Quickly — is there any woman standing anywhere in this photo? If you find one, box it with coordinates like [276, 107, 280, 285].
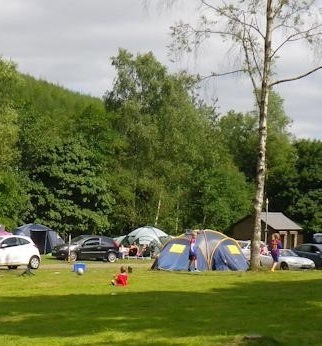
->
[269, 233, 283, 272]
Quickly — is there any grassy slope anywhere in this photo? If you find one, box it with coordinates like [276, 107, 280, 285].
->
[0, 261, 321, 346]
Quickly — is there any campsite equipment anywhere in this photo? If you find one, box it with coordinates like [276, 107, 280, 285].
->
[13, 223, 64, 254]
[74, 263, 86, 273]
[116, 226, 171, 258]
[152, 229, 249, 271]
[124, 226, 170, 246]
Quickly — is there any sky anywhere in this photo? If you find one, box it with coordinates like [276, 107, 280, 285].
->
[0, 0, 321, 140]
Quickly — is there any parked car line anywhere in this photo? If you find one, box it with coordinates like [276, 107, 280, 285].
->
[52, 235, 119, 262]
[260, 248, 315, 270]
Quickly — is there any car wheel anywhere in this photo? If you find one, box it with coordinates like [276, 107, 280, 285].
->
[29, 256, 40, 269]
[280, 262, 289, 270]
[69, 252, 77, 261]
[8, 265, 18, 270]
[107, 252, 117, 263]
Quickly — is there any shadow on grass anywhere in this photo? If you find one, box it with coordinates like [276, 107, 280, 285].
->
[0, 276, 322, 345]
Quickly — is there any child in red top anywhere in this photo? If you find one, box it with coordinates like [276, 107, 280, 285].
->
[111, 266, 128, 286]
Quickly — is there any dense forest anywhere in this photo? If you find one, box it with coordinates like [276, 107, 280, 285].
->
[0, 51, 321, 238]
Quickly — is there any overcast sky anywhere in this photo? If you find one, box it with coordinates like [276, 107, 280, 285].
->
[0, 0, 321, 139]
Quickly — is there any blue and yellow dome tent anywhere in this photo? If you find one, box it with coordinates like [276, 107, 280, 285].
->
[152, 229, 248, 271]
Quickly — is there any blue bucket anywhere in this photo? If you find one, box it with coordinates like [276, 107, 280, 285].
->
[73, 263, 86, 272]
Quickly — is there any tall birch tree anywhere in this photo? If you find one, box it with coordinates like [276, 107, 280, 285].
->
[166, 0, 322, 269]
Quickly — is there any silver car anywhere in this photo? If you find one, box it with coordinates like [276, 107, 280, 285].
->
[260, 248, 315, 270]
[237, 240, 268, 261]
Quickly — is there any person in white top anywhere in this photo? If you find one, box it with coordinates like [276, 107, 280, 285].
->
[187, 231, 199, 272]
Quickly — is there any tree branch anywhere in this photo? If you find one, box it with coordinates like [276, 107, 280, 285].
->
[270, 66, 322, 87]
[271, 24, 322, 59]
[198, 69, 246, 81]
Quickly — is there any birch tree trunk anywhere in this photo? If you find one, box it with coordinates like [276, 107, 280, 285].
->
[250, 0, 273, 269]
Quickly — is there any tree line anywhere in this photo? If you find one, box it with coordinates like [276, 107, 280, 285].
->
[0, 51, 321, 238]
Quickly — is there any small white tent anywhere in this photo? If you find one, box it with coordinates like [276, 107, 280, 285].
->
[125, 226, 170, 246]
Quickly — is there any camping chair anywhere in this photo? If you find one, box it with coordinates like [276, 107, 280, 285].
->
[127, 246, 139, 259]
[137, 245, 151, 260]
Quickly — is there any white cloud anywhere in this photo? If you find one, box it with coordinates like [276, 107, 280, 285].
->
[0, 0, 321, 139]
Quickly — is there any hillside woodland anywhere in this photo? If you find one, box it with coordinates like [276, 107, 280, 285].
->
[0, 52, 321, 238]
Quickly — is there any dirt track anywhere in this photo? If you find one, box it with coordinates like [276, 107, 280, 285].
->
[40, 259, 153, 270]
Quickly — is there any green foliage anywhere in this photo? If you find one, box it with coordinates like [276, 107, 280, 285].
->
[18, 74, 104, 116]
[282, 140, 322, 233]
[267, 139, 322, 233]
[104, 49, 252, 233]
[0, 58, 29, 229]
[216, 110, 258, 181]
[3, 52, 318, 239]
[0, 58, 22, 170]
[180, 163, 253, 231]
[26, 140, 114, 237]
[0, 171, 30, 229]
[217, 91, 295, 184]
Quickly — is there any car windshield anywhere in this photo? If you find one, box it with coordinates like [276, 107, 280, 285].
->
[280, 249, 297, 257]
[238, 241, 249, 249]
[70, 235, 88, 244]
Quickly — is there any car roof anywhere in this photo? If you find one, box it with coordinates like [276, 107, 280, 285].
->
[237, 240, 266, 244]
[0, 234, 30, 239]
[298, 243, 322, 248]
[74, 234, 113, 238]
[0, 234, 33, 241]
[72, 234, 114, 241]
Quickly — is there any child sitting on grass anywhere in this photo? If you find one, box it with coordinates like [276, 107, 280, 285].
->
[111, 266, 128, 286]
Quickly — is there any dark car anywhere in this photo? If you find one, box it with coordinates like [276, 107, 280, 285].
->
[52, 235, 119, 262]
[292, 243, 322, 269]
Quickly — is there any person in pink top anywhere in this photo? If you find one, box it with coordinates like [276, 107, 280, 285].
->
[269, 233, 283, 272]
[111, 266, 128, 286]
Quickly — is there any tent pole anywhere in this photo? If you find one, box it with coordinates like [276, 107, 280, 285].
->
[44, 231, 47, 254]
[202, 230, 210, 269]
[67, 234, 71, 262]
[154, 190, 162, 227]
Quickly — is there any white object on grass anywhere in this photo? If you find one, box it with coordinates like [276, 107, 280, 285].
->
[77, 267, 84, 275]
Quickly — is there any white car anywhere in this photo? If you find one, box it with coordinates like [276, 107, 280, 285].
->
[237, 240, 268, 261]
[260, 248, 315, 270]
[0, 235, 41, 269]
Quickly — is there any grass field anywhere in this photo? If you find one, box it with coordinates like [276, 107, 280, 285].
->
[0, 257, 321, 346]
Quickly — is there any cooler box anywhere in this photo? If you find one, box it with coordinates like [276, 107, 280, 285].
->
[73, 263, 86, 272]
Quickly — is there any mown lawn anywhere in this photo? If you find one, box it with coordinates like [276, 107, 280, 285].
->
[0, 259, 321, 346]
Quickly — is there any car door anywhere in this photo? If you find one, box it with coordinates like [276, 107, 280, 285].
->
[0, 237, 25, 265]
[311, 245, 322, 268]
[100, 237, 116, 257]
[296, 245, 320, 266]
[259, 252, 272, 268]
[79, 238, 101, 260]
